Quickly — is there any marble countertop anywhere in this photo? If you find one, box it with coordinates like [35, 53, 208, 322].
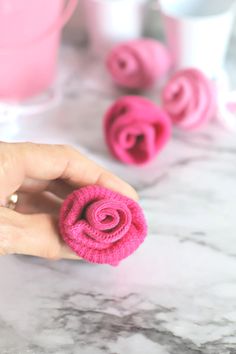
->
[0, 21, 236, 354]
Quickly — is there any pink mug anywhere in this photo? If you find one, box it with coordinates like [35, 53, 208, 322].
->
[0, 0, 77, 101]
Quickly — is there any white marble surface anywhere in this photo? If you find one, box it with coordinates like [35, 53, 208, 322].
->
[0, 24, 236, 354]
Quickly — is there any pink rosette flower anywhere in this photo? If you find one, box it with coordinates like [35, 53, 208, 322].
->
[104, 96, 172, 165]
[106, 39, 171, 89]
[59, 185, 147, 266]
[162, 68, 216, 130]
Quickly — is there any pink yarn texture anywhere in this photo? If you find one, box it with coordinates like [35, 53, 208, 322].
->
[162, 68, 216, 130]
[59, 185, 147, 266]
[104, 95, 172, 165]
[106, 39, 171, 89]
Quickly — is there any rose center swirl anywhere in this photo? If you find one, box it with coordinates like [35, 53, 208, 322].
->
[85, 199, 132, 242]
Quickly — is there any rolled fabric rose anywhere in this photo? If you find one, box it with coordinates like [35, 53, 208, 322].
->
[106, 39, 171, 89]
[162, 68, 216, 130]
[59, 185, 147, 266]
[104, 95, 172, 165]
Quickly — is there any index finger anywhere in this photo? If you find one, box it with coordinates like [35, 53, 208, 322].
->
[0, 142, 138, 202]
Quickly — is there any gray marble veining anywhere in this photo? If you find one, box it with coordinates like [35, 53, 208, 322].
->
[0, 7, 236, 354]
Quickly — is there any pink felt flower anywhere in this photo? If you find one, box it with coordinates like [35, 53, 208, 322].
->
[162, 68, 216, 130]
[104, 96, 172, 165]
[107, 39, 171, 89]
[59, 185, 147, 266]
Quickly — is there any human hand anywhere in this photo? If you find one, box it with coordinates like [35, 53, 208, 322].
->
[0, 143, 138, 260]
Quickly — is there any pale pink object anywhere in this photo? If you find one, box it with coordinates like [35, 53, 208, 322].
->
[217, 90, 236, 132]
[0, 0, 77, 101]
[59, 185, 147, 266]
[104, 95, 172, 165]
[106, 39, 171, 89]
[162, 68, 216, 130]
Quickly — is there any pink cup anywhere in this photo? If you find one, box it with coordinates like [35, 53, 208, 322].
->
[0, 0, 77, 101]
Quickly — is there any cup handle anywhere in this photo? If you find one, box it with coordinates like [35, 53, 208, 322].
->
[41, 0, 78, 41]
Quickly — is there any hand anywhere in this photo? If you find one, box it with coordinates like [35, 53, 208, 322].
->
[0, 142, 138, 260]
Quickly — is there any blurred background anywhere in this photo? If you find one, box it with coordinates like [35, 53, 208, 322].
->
[0, 0, 236, 143]
[1, 2, 236, 354]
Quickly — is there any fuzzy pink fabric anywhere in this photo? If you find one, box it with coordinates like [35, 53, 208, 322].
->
[104, 95, 172, 165]
[162, 68, 216, 130]
[59, 185, 147, 266]
[106, 39, 171, 89]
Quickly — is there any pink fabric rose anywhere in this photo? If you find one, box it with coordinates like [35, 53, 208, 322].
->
[106, 39, 171, 89]
[59, 185, 147, 266]
[162, 68, 216, 130]
[104, 96, 172, 165]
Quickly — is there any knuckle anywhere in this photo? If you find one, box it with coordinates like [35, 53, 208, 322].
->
[95, 171, 110, 185]
[44, 246, 61, 261]
[42, 239, 62, 261]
